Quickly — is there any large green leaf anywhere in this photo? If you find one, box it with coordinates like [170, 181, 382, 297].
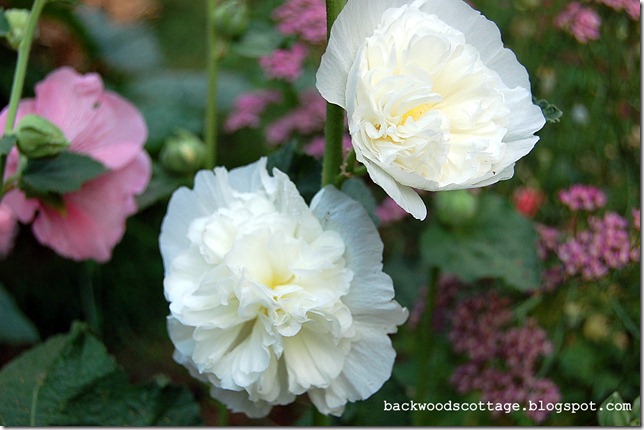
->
[19, 151, 107, 198]
[0, 283, 39, 345]
[0, 323, 201, 426]
[420, 193, 541, 291]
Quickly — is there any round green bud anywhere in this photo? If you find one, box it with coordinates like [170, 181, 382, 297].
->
[16, 114, 70, 158]
[212, 0, 250, 39]
[434, 190, 479, 227]
[160, 130, 206, 175]
[4, 9, 30, 50]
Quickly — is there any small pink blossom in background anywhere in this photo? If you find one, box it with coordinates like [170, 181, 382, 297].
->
[224, 89, 282, 133]
[265, 89, 326, 144]
[272, 0, 327, 45]
[259, 43, 308, 82]
[0, 67, 151, 262]
[595, 0, 640, 19]
[303, 134, 352, 158]
[558, 184, 606, 211]
[0, 203, 18, 259]
[555, 2, 601, 43]
[513, 187, 545, 218]
[376, 195, 411, 226]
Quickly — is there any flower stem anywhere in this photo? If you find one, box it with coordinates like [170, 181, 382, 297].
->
[204, 0, 219, 170]
[321, 0, 346, 187]
[0, 0, 48, 199]
[412, 267, 440, 426]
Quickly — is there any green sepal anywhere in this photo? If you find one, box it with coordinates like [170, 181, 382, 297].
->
[0, 134, 16, 156]
[534, 97, 563, 123]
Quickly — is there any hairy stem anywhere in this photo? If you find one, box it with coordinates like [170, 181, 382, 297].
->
[321, 0, 346, 187]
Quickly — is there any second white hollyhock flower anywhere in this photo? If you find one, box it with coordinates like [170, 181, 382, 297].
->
[160, 158, 408, 418]
[316, 0, 546, 220]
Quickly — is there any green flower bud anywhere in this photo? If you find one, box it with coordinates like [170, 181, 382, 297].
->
[434, 190, 479, 227]
[16, 114, 70, 158]
[212, 0, 249, 39]
[160, 130, 206, 175]
[4, 9, 30, 50]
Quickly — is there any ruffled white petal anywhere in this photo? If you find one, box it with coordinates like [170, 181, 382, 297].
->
[163, 159, 406, 418]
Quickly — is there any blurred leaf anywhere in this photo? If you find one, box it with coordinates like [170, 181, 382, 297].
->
[75, 6, 163, 74]
[267, 139, 296, 173]
[19, 151, 106, 197]
[0, 134, 15, 156]
[420, 193, 541, 290]
[232, 22, 284, 58]
[598, 392, 630, 426]
[0, 322, 201, 426]
[341, 178, 378, 225]
[135, 163, 186, 211]
[0, 282, 39, 344]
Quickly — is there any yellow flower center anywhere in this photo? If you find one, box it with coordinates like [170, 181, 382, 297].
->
[402, 103, 434, 124]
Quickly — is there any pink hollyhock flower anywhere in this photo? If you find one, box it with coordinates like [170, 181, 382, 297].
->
[0, 202, 18, 259]
[0, 67, 151, 262]
[259, 43, 309, 82]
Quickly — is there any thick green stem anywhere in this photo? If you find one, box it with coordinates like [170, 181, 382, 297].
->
[412, 267, 440, 426]
[0, 0, 48, 199]
[204, 0, 219, 170]
[321, 0, 346, 187]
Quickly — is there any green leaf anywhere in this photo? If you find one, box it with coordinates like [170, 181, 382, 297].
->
[0, 282, 40, 345]
[0, 134, 15, 156]
[420, 193, 541, 290]
[19, 151, 107, 198]
[0, 322, 202, 426]
[598, 392, 630, 426]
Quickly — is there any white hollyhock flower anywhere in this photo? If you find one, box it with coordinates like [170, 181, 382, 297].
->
[316, 0, 546, 220]
[160, 158, 408, 418]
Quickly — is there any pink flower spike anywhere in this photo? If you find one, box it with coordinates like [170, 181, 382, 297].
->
[0, 67, 151, 262]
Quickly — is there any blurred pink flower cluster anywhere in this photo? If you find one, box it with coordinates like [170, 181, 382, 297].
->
[272, 0, 327, 44]
[0, 67, 151, 262]
[555, 0, 639, 43]
[449, 291, 560, 423]
[558, 184, 607, 211]
[226, 0, 339, 156]
[596, 0, 640, 19]
[554, 2, 601, 43]
[537, 185, 640, 286]
[224, 89, 282, 132]
[259, 43, 309, 82]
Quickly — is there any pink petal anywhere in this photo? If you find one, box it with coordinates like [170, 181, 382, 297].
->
[31, 67, 148, 170]
[30, 151, 152, 262]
